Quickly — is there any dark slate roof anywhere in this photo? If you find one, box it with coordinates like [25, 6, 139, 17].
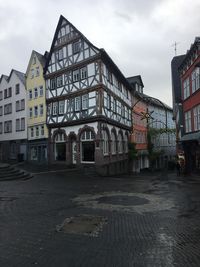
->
[34, 50, 47, 68]
[0, 70, 25, 85]
[100, 49, 133, 91]
[126, 75, 144, 87]
[0, 74, 9, 83]
[138, 92, 172, 111]
[179, 37, 200, 70]
[171, 54, 185, 103]
[13, 70, 25, 85]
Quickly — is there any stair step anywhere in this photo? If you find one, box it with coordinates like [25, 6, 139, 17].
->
[0, 163, 33, 181]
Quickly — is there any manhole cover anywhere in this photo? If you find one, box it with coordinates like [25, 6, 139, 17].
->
[56, 215, 107, 237]
[98, 196, 149, 206]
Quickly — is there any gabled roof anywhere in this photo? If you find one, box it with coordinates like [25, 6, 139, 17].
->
[0, 74, 9, 83]
[44, 15, 100, 74]
[141, 92, 172, 110]
[44, 15, 133, 92]
[0, 69, 25, 85]
[26, 50, 47, 76]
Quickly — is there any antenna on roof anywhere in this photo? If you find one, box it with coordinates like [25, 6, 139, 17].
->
[171, 41, 180, 56]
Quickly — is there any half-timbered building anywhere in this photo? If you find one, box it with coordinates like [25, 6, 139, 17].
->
[44, 15, 132, 175]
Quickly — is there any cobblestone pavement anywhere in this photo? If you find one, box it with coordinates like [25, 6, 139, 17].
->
[0, 169, 200, 267]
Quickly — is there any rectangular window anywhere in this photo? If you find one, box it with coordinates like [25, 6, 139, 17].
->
[21, 99, 25, 110]
[36, 127, 39, 137]
[73, 40, 81, 54]
[183, 78, 190, 99]
[35, 66, 40, 77]
[50, 78, 56, 89]
[192, 68, 200, 93]
[39, 86, 43, 97]
[82, 94, 88, 110]
[4, 89, 7, 99]
[16, 119, 20, 132]
[75, 96, 80, 111]
[41, 125, 44, 136]
[4, 120, 12, 133]
[107, 94, 111, 110]
[185, 110, 191, 133]
[29, 107, 33, 118]
[0, 106, 2, 116]
[80, 67, 87, 79]
[118, 81, 122, 92]
[31, 128, 34, 138]
[56, 48, 63, 61]
[0, 91, 2, 100]
[5, 103, 12, 114]
[8, 87, 12, 97]
[21, 118, 25, 131]
[106, 69, 113, 84]
[33, 56, 36, 64]
[73, 69, 80, 82]
[39, 104, 44, 116]
[16, 101, 20, 112]
[57, 75, 63, 87]
[29, 90, 32, 100]
[15, 84, 20, 94]
[0, 122, 2, 134]
[53, 102, 58, 115]
[34, 88, 38, 98]
[31, 69, 34, 79]
[193, 106, 198, 131]
[34, 106, 38, 117]
[59, 101, 65, 114]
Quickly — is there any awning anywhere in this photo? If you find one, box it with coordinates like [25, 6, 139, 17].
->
[181, 131, 200, 141]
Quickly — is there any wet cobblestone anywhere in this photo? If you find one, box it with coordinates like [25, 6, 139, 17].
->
[0, 171, 200, 266]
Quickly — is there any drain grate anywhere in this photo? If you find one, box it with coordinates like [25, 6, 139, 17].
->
[56, 214, 107, 237]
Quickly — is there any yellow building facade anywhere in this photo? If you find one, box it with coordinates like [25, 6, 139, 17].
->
[26, 51, 48, 162]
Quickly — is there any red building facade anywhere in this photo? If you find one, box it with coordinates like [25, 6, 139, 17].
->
[179, 37, 200, 172]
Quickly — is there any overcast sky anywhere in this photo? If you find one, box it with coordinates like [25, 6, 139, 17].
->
[0, 0, 200, 106]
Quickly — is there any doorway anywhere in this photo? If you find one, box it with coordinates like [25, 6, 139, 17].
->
[80, 130, 95, 163]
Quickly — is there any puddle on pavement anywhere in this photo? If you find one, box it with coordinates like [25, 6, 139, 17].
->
[73, 191, 175, 214]
[56, 214, 107, 237]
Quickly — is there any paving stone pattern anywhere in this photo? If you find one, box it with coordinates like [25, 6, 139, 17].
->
[0, 170, 200, 266]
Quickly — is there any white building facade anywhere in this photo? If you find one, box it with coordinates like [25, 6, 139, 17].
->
[148, 99, 176, 169]
[0, 70, 27, 161]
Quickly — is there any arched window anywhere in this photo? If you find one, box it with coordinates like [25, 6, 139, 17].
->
[55, 132, 65, 142]
[80, 130, 95, 141]
[118, 132, 123, 153]
[102, 130, 109, 155]
[111, 131, 117, 154]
